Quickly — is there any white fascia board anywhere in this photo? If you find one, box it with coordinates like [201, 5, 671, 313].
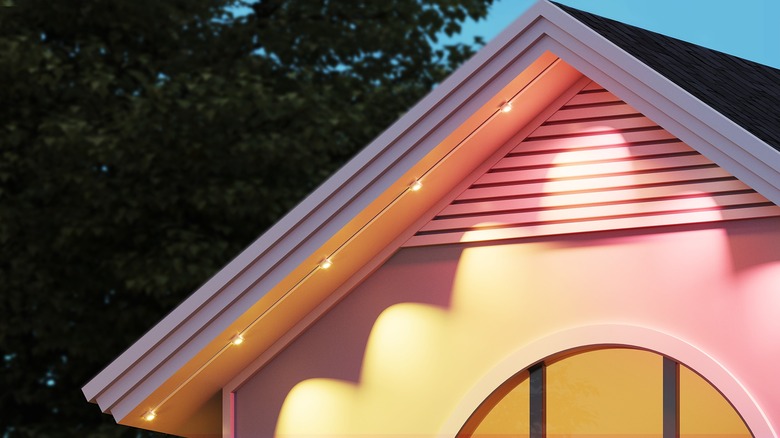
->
[540, 2, 780, 205]
[82, 0, 563, 417]
[85, 0, 780, 418]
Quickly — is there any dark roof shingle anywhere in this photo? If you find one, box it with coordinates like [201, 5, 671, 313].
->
[553, 2, 780, 152]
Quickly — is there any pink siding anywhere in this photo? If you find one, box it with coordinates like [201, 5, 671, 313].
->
[405, 83, 780, 247]
[232, 216, 780, 437]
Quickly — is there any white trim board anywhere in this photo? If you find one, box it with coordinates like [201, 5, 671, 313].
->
[82, 1, 780, 434]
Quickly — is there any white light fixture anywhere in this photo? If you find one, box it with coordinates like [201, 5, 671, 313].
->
[409, 180, 423, 192]
[230, 334, 245, 346]
[319, 258, 333, 270]
[143, 410, 157, 422]
[500, 101, 513, 113]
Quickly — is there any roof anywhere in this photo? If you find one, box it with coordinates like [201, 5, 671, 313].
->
[82, 1, 780, 436]
[553, 2, 780, 153]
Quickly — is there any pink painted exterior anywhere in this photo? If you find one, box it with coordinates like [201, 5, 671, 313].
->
[234, 217, 780, 437]
[82, 1, 780, 436]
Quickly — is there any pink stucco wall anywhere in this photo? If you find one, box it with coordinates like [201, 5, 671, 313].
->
[232, 217, 780, 437]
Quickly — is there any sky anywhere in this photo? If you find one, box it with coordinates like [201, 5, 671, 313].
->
[444, 0, 780, 69]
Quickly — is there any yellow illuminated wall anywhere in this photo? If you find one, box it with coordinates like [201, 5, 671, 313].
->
[233, 217, 780, 437]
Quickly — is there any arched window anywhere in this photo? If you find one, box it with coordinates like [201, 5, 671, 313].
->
[459, 348, 752, 437]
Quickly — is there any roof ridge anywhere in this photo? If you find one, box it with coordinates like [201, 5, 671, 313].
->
[550, 1, 780, 72]
[550, 1, 780, 152]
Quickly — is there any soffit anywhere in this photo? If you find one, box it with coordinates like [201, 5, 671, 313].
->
[101, 52, 585, 435]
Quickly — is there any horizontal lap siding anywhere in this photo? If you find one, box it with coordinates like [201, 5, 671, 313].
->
[404, 83, 780, 247]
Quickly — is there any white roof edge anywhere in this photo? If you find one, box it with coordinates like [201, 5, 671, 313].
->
[81, 0, 561, 408]
[541, 1, 780, 205]
[84, 0, 780, 414]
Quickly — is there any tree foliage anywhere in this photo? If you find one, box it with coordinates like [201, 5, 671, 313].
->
[0, 0, 493, 436]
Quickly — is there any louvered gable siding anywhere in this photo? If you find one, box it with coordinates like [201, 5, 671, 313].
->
[405, 82, 780, 247]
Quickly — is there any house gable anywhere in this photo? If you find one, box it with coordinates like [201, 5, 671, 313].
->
[407, 81, 780, 246]
[81, 1, 780, 436]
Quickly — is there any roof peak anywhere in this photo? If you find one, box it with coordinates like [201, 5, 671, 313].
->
[551, 0, 780, 152]
[550, 1, 780, 71]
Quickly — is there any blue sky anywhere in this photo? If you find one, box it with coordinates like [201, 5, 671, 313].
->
[446, 0, 780, 68]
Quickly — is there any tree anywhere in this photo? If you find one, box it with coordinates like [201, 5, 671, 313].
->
[0, 0, 493, 436]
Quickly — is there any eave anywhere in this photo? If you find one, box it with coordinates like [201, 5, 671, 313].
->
[82, 1, 780, 435]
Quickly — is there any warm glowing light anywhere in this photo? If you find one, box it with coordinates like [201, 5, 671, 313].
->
[500, 101, 512, 113]
[143, 410, 156, 422]
[319, 258, 333, 270]
[231, 334, 245, 346]
[409, 180, 423, 192]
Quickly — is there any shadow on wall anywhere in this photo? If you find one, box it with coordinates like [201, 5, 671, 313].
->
[232, 81, 780, 436]
[269, 215, 780, 436]
[233, 245, 459, 437]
